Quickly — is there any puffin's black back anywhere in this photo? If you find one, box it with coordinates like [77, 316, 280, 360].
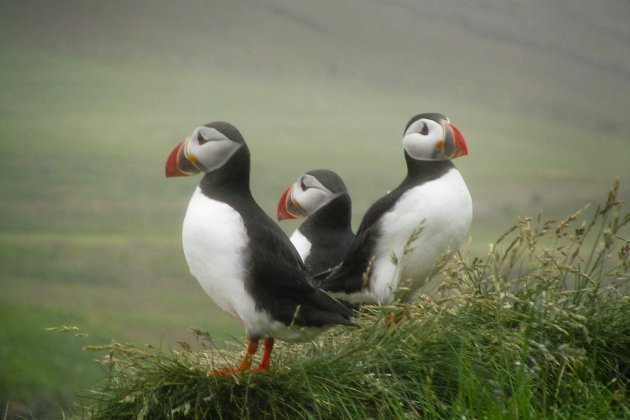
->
[299, 193, 355, 274]
[197, 127, 353, 332]
[316, 159, 454, 293]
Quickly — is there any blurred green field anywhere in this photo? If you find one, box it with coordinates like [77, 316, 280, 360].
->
[1, 0, 629, 416]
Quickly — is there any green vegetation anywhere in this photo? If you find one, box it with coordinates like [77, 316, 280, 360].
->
[78, 182, 629, 418]
[0, 303, 105, 417]
[1, 1, 629, 417]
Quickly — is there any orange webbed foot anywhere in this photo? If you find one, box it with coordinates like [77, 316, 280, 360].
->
[207, 340, 259, 376]
[206, 338, 275, 375]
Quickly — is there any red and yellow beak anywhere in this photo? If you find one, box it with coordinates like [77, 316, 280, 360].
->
[165, 139, 201, 177]
[277, 185, 307, 221]
[444, 123, 468, 159]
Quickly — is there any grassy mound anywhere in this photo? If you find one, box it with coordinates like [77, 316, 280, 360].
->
[78, 182, 629, 419]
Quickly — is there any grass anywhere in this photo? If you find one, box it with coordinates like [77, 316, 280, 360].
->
[1, 1, 629, 415]
[75, 181, 629, 419]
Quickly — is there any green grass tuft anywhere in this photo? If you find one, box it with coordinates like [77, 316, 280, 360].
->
[79, 182, 629, 419]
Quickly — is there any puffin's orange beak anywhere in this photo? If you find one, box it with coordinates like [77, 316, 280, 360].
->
[445, 123, 468, 159]
[277, 186, 298, 220]
[165, 139, 200, 177]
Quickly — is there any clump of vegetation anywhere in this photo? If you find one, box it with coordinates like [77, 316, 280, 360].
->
[78, 181, 629, 419]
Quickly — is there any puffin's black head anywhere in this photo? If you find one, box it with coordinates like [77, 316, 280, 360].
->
[277, 169, 349, 220]
[402, 113, 468, 161]
[165, 121, 248, 177]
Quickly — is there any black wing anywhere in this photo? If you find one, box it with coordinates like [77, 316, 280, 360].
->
[315, 186, 408, 293]
[244, 207, 354, 327]
[301, 194, 355, 274]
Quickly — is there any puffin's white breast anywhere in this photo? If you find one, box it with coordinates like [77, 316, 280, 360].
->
[369, 168, 472, 304]
[182, 188, 316, 341]
[289, 229, 312, 262]
[182, 188, 261, 327]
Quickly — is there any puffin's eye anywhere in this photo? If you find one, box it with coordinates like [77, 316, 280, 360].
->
[300, 179, 309, 191]
[420, 122, 429, 136]
[197, 131, 209, 145]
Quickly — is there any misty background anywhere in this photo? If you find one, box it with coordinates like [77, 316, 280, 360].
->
[1, 0, 629, 416]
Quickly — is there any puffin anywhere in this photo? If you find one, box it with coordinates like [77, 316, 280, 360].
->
[277, 169, 355, 275]
[317, 113, 472, 305]
[164, 121, 354, 373]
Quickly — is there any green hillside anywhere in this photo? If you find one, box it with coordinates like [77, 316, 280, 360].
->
[1, 0, 629, 417]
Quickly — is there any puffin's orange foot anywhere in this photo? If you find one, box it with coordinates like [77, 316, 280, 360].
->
[385, 311, 405, 326]
[207, 340, 260, 376]
[207, 338, 275, 374]
[251, 338, 274, 371]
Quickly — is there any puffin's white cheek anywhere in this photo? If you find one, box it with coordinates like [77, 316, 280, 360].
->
[293, 189, 330, 215]
[403, 134, 432, 160]
[195, 141, 241, 171]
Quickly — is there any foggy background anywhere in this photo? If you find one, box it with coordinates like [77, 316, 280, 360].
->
[1, 0, 629, 416]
